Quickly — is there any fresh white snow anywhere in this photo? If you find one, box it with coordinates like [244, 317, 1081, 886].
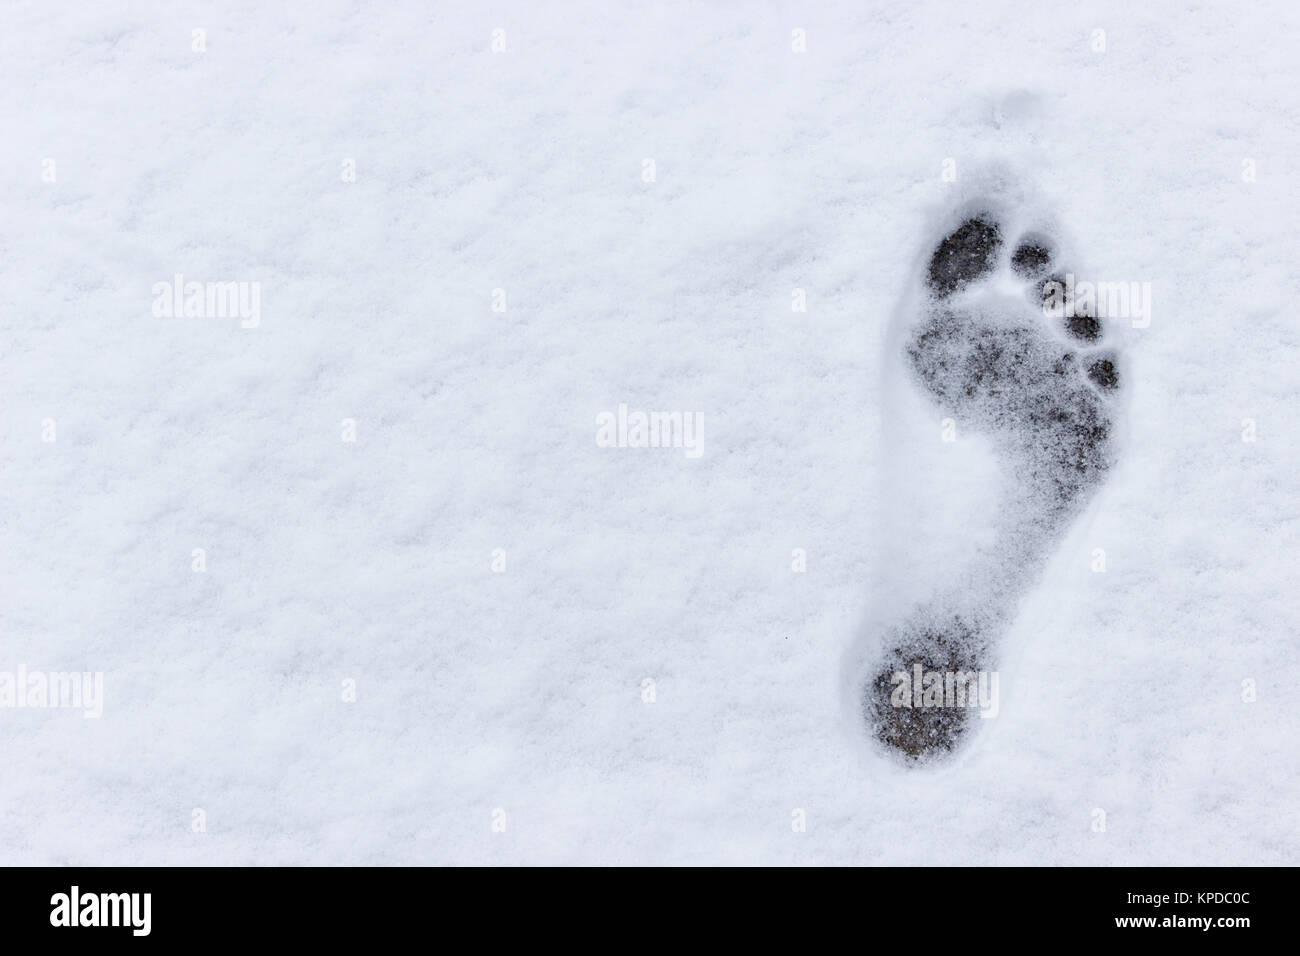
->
[1, 0, 1297, 864]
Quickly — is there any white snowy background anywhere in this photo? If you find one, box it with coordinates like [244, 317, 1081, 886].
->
[2, 0, 1297, 864]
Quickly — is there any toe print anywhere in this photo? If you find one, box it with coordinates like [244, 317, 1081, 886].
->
[1033, 271, 1103, 342]
[1010, 236, 1054, 279]
[1086, 355, 1119, 390]
[1067, 314, 1102, 342]
[1028, 272, 1060, 310]
[927, 217, 1002, 297]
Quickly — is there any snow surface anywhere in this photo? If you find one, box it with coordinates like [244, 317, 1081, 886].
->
[2, 1, 1298, 864]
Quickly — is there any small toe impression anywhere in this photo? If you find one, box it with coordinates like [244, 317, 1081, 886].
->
[1033, 273, 1102, 342]
[1086, 355, 1119, 391]
[1010, 236, 1054, 279]
[1030, 272, 1066, 311]
[1067, 314, 1102, 342]
[928, 217, 1002, 297]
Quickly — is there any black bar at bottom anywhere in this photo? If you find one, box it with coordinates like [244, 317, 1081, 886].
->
[0, 866, 1277, 943]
